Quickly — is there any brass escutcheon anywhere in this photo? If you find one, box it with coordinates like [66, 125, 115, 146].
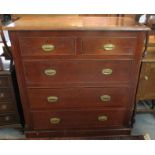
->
[44, 69, 56, 76]
[100, 95, 111, 102]
[42, 44, 55, 52]
[102, 44, 115, 51]
[102, 68, 113, 75]
[47, 96, 58, 103]
[98, 115, 108, 122]
[50, 117, 61, 124]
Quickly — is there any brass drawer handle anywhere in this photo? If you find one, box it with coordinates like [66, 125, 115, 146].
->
[102, 44, 115, 51]
[42, 44, 55, 52]
[1, 104, 7, 110]
[0, 93, 4, 98]
[100, 95, 111, 102]
[47, 96, 58, 103]
[50, 117, 61, 124]
[5, 116, 10, 121]
[98, 115, 108, 122]
[44, 69, 56, 76]
[144, 75, 149, 80]
[102, 68, 113, 75]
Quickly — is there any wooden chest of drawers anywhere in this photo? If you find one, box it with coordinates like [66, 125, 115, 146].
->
[3, 16, 149, 138]
[0, 69, 20, 127]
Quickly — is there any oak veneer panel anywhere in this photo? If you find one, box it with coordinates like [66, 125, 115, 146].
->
[137, 63, 155, 100]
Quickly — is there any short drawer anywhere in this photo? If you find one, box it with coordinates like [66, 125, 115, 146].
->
[0, 113, 19, 126]
[80, 36, 136, 55]
[32, 109, 126, 130]
[28, 87, 130, 109]
[0, 88, 12, 101]
[0, 102, 16, 113]
[0, 77, 10, 87]
[19, 37, 76, 56]
[23, 60, 132, 86]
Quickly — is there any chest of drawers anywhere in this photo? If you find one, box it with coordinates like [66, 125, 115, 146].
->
[3, 16, 149, 138]
[0, 69, 20, 127]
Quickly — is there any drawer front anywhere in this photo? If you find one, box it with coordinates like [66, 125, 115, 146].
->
[0, 88, 12, 101]
[19, 37, 76, 56]
[81, 37, 136, 55]
[32, 109, 126, 130]
[23, 60, 132, 86]
[0, 77, 10, 87]
[0, 113, 19, 126]
[28, 87, 130, 109]
[0, 102, 16, 113]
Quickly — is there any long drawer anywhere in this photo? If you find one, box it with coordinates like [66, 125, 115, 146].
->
[28, 87, 130, 109]
[32, 109, 126, 130]
[23, 60, 132, 86]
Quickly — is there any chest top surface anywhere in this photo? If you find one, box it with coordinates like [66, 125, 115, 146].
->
[2, 15, 150, 31]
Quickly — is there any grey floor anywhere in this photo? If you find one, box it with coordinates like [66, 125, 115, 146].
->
[0, 113, 155, 139]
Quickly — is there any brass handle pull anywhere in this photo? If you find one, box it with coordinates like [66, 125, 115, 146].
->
[144, 75, 149, 80]
[100, 95, 111, 102]
[44, 69, 56, 76]
[42, 44, 55, 52]
[102, 68, 113, 75]
[1, 104, 7, 110]
[47, 96, 58, 103]
[102, 44, 115, 51]
[98, 115, 108, 122]
[50, 117, 61, 124]
[5, 116, 10, 121]
[0, 93, 4, 98]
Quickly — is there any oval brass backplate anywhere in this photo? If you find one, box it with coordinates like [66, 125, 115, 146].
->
[144, 75, 149, 80]
[102, 68, 113, 75]
[102, 44, 115, 51]
[47, 96, 58, 103]
[100, 95, 111, 102]
[42, 44, 55, 52]
[1, 104, 7, 110]
[98, 115, 108, 122]
[44, 69, 56, 76]
[50, 117, 61, 124]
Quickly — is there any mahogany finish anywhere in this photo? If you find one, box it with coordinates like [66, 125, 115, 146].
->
[81, 36, 136, 56]
[31, 109, 127, 130]
[19, 36, 76, 56]
[23, 60, 132, 87]
[28, 87, 130, 109]
[4, 16, 149, 138]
